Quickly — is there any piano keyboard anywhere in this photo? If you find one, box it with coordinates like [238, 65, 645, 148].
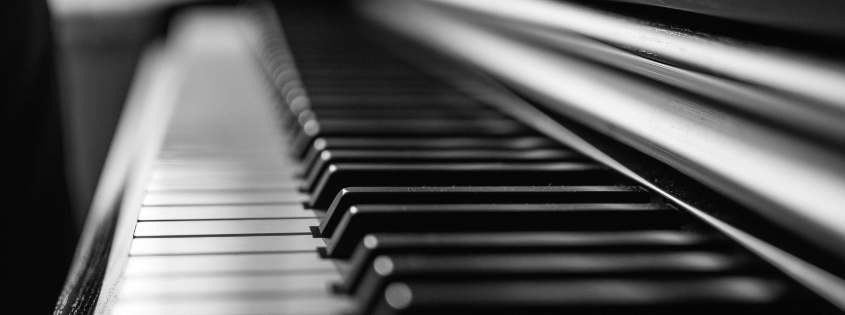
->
[104, 3, 839, 315]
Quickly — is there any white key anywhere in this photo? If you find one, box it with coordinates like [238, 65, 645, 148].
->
[130, 235, 325, 256]
[148, 167, 299, 190]
[134, 219, 319, 237]
[111, 297, 356, 315]
[139, 204, 319, 221]
[143, 190, 308, 206]
[153, 161, 299, 173]
[147, 177, 301, 191]
[150, 169, 299, 182]
[157, 151, 289, 163]
[118, 273, 340, 299]
[124, 253, 335, 276]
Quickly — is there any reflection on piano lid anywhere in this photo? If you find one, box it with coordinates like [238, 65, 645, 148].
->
[55, 0, 845, 314]
[581, 0, 845, 39]
[362, 0, 845, 270]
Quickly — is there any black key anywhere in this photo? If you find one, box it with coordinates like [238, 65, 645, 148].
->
[318, 186, 649, 237]
[307, 94, 478, 107]
[302, 89, 467, 98]
[301, 149, 584, 191]
[355, 252, 760, 314]
[326, 203, 683, 258]
[308, 163, 615, 208]
[338, 231, 729, 294]
[300, 136, 561, 170]
[282, 108, 505, 135]
[309, 119, 530, 136]
[299, 87, 476, 102]
[370, 277, 790, 315]
[284, 105, 491, 123]
[290, 119, 535, 156]
[303, 108, 505, 120]
[300, 83, 455, 92]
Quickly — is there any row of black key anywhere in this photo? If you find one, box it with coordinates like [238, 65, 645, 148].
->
[264, 4, 834, 314]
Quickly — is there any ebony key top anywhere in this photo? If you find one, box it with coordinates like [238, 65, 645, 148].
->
[300, 136, 561, 172]
[325, 203, 684, 258]
[317, 186, 649, 237]
[370, 277, 791, 315]
[290, 119, 535, 156]
[301, 149, 584, 192]
[308, 162, 616, 208]
[338, 231, 729, 294]
[301, 108, 506, 120]
[355, 252, 762, 314]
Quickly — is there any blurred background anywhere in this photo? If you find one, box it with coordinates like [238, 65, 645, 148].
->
[4, 1, 195, 313]
[50, 0, 194, 234]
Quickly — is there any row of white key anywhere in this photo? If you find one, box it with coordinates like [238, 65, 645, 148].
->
[111, 9, 353, 315]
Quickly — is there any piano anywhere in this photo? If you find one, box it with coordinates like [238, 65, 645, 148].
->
[54, 0, 845, 314]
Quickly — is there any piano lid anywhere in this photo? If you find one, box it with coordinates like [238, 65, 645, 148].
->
[358, 0, 845, 297]
[580, 0, 845, 40]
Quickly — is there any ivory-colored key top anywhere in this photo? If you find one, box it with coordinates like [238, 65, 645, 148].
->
[134, 218, 319, 237]
[143, 190, 309, 206]
[130, 235, 325, 256]
[157, 151, 290, 163]
[123, 253, 335, 276]
[118, 273, 340, 299]
[147, 177, 301, 191]
[147, 168, 300, 191]
[138, 204, 319, 221]
[153, 162, 300, 174]
[150, 168, 298, 181]
[111, 297, 356, 315]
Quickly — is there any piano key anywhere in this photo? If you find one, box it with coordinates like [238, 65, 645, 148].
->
[307, 135, 560, 150]
[157, 151, 293, 163]
[302, 90, 468, 100]
[143, 190, 308, 206]
[304, 87, 464, 96]
[295, 68, 433, 77]
[299, 81, 460, 89]
[152, 162, 300, 175]
[300, 136, 562, 173]
[289, 119, 536, 157]
[296, 118, 532, 137]
[308, 162, 614, 208]
[150, 166, 299, 176]
[298, 90, 468, 100]
[338, 231, 727, 294]
[161, 134, 291, 151]
[150, 170, 299, 185]
[284, 106, 498, 129]
[318, 186, 650, 237]
[134, 218, 319, 237]
[124, 252, 335, 276]
[148, 177, 301, 191]
[302, 149, 584, 191]
[326, 203, 684, 258]
[118, 273, 340, 299]
[306, 94, 476, 106]
[370, 277, 788, 315]
[138, 204, 319, 221]
[130, 235, 325, 256]
[150, 163, 298, 176]
[304, 108, 506, 120]
[353, 252, 759, 311]
[111, 297, 356, 315]
[297, 84, 463, 95]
